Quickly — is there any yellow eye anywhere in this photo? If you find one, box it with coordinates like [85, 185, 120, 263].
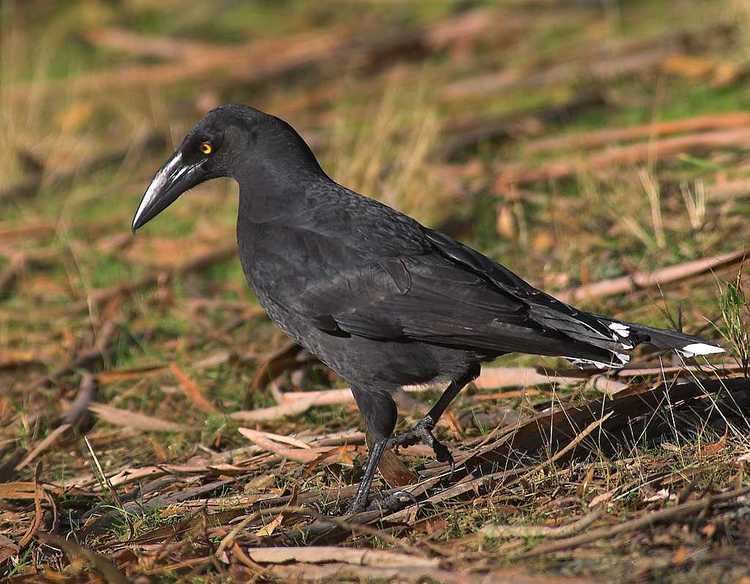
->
[200, 142, 213, 155]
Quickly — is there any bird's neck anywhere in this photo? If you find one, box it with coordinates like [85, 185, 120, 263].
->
[236, 162, 327, 224]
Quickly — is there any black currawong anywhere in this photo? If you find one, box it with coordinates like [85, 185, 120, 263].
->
[132, 104, 724, 513]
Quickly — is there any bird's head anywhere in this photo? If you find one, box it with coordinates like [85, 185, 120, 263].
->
[132, 104, 320, 231]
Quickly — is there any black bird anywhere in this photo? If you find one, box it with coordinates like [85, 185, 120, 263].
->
[132, 105, 724, 513]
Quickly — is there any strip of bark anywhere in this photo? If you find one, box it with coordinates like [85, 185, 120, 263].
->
[88, 403, 192, 433]
[497, 128, 750, 187]
[524, 112, 750, 154]
[230, 366, 619, 423]
[556, 249, 748, 303]
[245, 546, 440, 568]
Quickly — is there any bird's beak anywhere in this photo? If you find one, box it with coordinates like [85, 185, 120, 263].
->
[132, 152, 207, 231]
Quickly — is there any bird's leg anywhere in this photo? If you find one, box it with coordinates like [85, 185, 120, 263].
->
[390, 363, 480, 464]
[348, 437, 388, 514]
[347, 387, 397, 515]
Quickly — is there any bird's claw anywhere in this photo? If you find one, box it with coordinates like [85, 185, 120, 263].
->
[346, 494, 368, 516]
[390, 415, 453, 466]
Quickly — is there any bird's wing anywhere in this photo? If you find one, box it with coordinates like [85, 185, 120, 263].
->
[422, 229, 630, 355]
[288, 194, 630, 362]
[294, 245, 623, 363]
[297, 253, 534, 350]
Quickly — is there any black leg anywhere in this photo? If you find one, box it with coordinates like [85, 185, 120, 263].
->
[347, 387, 397, 515]
[426, 362, 480, 424]
[348, 437, 388, 514]
[391, 363, 480, 463]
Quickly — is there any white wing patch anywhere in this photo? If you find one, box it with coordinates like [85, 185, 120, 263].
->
[678, 343, 725, 357]
[566, 351, 630, 370]
[609, 322, 630, 338]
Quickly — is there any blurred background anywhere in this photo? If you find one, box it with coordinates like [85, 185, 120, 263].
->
[2, 0, 750, 581]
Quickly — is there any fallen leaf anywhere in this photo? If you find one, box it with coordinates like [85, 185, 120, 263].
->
[170, 362, 218, 414]
[237, 427, 311, 449]
[238, 427, 331, 463]
[700, 431, 727, 457]
[671, 546, 691, 565]
[96, 366, 165, 384]
[644, 488, 671, 503]
[256, 513, 284, 536]
[701, 523, 716, 538]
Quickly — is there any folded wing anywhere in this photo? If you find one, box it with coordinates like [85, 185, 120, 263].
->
[294, 229, 633, 366]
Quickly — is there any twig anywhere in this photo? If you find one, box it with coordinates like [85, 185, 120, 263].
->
[215, 511, 260, 557]
[481, 506, 603, 539]
[83, 27, 220, 60]
[245, 546, 440, 568]
[524, 412, 613, 476]
[15, 425, 70, 472]
[63, 372, 99, 426]
[6, 29, 350, 98]
[17, 464, 44, 549]
[231, 366, 624, 423]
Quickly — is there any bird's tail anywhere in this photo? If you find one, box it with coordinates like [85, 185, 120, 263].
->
[597, 317, 724, 359]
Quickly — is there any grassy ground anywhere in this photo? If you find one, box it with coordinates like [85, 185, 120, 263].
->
[2, 0, 750, 582]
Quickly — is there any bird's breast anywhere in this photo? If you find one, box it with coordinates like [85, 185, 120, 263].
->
[236, 221, 336, 328]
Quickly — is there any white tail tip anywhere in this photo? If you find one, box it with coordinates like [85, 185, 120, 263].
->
[678, 343, 725, 357]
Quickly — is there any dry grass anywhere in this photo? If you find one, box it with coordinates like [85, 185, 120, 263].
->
[2, 1, 750, 582]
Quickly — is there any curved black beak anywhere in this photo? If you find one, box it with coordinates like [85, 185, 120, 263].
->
[132, 152, 207, 232]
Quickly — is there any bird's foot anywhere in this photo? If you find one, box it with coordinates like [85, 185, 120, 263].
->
[344, 490, 415, 517]
[346, 493, 368, 516]
[389, 415, 454, 467]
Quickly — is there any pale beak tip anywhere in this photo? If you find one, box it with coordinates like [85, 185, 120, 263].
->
[131, 213, 143, 233]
